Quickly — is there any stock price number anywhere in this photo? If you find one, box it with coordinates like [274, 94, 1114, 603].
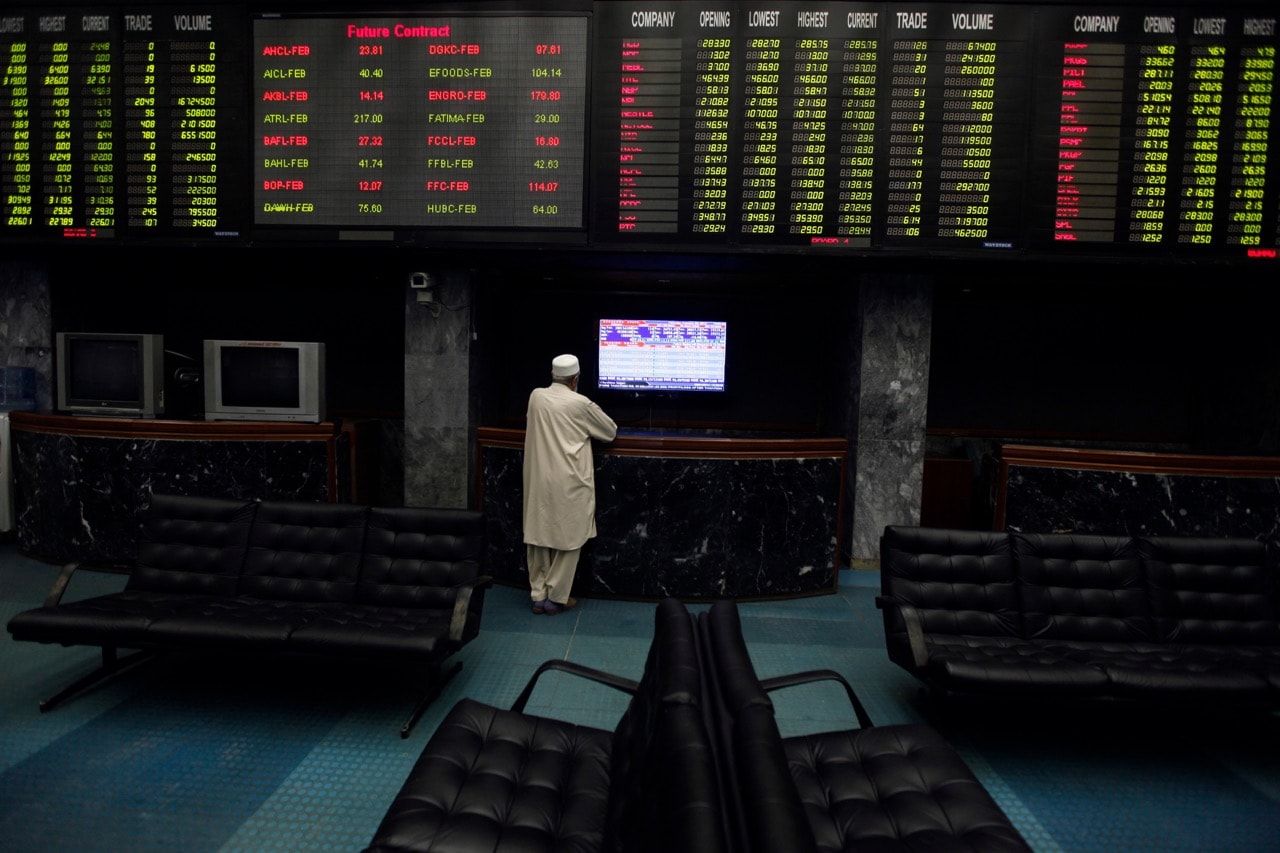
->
[533, 159, 559, 169]
[529, 181, 559, 192]
[532, 203, 559, 215]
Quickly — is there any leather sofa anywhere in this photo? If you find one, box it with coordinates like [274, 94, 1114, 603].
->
[877, 525, 1280, 706]
[363, 596, 729, 853]
[364, 597, 1028, 852]
[700, 599, 1031, 853]
[6, 492, 490, 737]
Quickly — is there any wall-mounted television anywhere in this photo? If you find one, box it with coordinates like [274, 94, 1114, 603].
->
[597, 319, 727, 393]
[203, 340, 326, 423]
[56, 332, 165, 418]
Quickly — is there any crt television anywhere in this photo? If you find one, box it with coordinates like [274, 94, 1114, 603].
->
[56, 332, 165, 417]
[203, 339, 326, 423]
[597, 318, 727, 392]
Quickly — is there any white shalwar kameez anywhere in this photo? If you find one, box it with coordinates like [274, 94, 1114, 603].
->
[522, 382, 617, 605]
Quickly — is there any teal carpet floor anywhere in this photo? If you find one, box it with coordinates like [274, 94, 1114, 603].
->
[2, 543, 1278, 852]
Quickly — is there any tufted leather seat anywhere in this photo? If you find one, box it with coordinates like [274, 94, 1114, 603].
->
[7, 493, 490, 736]
[878, 525, 1280, 706]
[701, 598, 1030, 853]
[367, 597, 1028, 852]
[363, 597, 728, 853]
[783, 724, 1031, 853]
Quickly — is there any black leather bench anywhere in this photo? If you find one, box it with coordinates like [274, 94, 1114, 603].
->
[6, 492, 490, 736]
[877, 525, 1280, 707]
[364, 596, 1027, 852]
[362, 596, 728, 853]
[699, 598, 1031, 853]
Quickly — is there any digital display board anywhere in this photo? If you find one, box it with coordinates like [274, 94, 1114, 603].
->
[1027, 7, 1278, 252]
[250, 13, 589, 235]
[592, 2, 1032, 251]
[1, 2, 1276, 263]
[0, 6, 246, 242]
[591, 2, 1276, 259]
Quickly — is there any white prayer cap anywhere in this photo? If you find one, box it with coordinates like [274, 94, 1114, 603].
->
[551, 354, 580, 377]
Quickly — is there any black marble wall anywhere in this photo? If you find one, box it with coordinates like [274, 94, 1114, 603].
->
[0, 263, 52, 412]
[481, 445, 843, 600]
[1003, 466, 1280, 540]
[12, 428, 349, 565]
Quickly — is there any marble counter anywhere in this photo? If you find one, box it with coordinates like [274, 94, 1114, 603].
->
[478, 428, 846, 600]
[9, 412, 349, 565]
[996, 443, 1280, 539]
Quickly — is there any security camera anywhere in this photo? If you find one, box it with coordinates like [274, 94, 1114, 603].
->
[411, 272, 440, 312]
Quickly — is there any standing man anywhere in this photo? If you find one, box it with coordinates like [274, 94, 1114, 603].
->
[522, 353, 617, 615]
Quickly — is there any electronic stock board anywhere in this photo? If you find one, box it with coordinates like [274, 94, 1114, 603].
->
[1, 2, 1276, 262]
[0, 6, 246, 241]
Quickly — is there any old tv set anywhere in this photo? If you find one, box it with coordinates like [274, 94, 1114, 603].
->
[203, 340, 326, 423]
[56, 332, 165, 417]
[597, 318, 727, 392]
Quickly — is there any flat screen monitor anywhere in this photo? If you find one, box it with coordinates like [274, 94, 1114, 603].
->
[56, 332, 165, 417]
[203, 340, 326, 423]
[597, 319, 727, 392]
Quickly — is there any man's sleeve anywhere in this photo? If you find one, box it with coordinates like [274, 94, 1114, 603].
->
[585, 401, 618, 442]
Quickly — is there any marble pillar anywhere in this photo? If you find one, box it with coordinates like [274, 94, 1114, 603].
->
[846, 275, 933, 566]
[403, 269, 475, 508]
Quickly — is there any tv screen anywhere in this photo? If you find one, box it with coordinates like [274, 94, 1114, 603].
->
[203, 340, 326, 423]
[598, 319, 727, 392]
[56, 332, 164, 417]
[220, 346, 301, 408]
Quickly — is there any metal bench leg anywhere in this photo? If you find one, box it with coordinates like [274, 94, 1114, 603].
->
[400, 660, 463, 738]
[40, 646, 159, 712]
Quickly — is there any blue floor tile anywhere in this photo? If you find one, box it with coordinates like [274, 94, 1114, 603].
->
[3, 544, 1279, 852]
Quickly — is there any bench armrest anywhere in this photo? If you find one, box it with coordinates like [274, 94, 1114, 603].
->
[875, 595, 929, 669]
[758, 668, 874, 729]
[42, 562, 129, 607]
[510, 659, 640, 713]
[447, 575, 495, 642]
